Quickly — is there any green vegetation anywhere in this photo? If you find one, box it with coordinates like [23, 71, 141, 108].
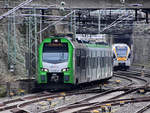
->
[0, 85, 7, 97]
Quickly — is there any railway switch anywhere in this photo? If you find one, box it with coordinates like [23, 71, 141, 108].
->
[120, 101, 125, 106]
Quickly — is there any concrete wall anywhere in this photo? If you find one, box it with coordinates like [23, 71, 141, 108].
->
[132, 21, 150, 66]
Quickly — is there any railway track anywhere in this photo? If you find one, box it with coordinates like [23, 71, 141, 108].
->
[0, 75, 130, 113]
[74, 96, 150, 113]
[47, 87, 143, 113]
[1, 66, 150, 113]
[0, 84, 131, 112]
[50, 68, 150, 113]
[0, 92, 58, 112]
[135, 103, 150, 113]
[114, 71, 148, 85]
[18, 81, 148, 112]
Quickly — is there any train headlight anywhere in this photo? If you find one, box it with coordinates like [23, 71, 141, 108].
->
[41, 68, 49, 72]
[52, 39, 60, 43]
[61, 68, 69, 72]
[54, 39, 58, 43]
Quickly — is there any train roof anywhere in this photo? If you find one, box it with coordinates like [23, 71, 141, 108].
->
[112, 43, 129, 47]
[42, 37, 111, 49]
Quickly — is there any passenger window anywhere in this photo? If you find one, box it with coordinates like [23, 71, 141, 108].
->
[81, 57, 86, 69]
[76, 49, 81, 67]
[102, 57, 104, 67]
[77, 56, 80, 67]
[87, 56, 89, 66]
[94, 57, 98, 68]
[100, 57, 102, 67]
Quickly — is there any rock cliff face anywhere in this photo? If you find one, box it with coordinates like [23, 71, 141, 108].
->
[0, 15, 27, 83]
[0, 23, 8, 83]
[132, 21, 150, 66]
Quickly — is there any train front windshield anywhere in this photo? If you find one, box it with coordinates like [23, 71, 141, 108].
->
[42, 43, 68, 64]
[116, 46, 127, 57]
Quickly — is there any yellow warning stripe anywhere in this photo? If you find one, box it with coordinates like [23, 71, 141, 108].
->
[117, 57, 127, 61]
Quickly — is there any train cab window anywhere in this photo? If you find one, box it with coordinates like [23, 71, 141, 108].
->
[115, 46, 128, 57]
[42, 43, 68, 64]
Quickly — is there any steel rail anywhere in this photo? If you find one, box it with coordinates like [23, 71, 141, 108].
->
[135, 103, 150, 113]
[74, 96, 150, 113]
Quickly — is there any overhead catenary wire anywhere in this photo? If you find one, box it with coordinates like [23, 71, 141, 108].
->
[37, 10, 75, 34]
[0, 0, 32, 20]
[74, 9, 134, 34]
[83, 9, 134, 33]
[100, 10, 134, 32]
[101, 13, 134, 33]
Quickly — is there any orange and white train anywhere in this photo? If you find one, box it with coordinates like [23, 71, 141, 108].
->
[112, 43, 131, 70]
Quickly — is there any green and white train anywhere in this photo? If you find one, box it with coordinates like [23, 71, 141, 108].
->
[38, 37, 113, 89]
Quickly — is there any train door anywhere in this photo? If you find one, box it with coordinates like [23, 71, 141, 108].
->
[91, 49, 95, 81]
[105, 49, 108, 78]
[109, 49, 112, 77]
[99, 50, 102, 79]
[105, 50, 108, 78]
[100, 50, 102, 79]
[111, 49, 113, 76]
[89, 50, 92, 81]
[95, 50, 98, 80]
[93, 49, 97, 80]
[104, 50, 106, 78]
[91, 49, 94, 81]
[108, 50, 110, 77]
[75, 49, 81, 83]
[96, 49, 99, 79]
[85, 49, 90, 82]
[102, 50, 105, 78]
[80, 49, 86, 83]
[97, 49, 100, 79]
